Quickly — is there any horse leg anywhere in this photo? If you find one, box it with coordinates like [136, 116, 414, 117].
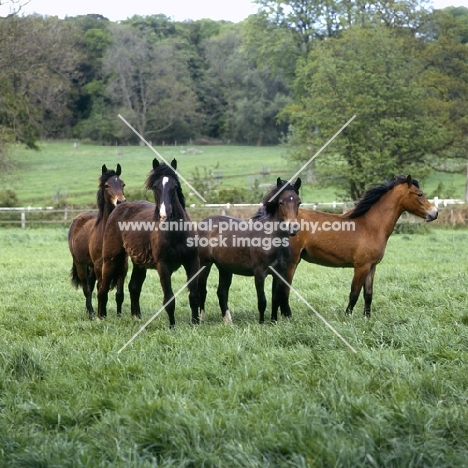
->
[97, 264, 112, 320]
[157, 263, 175, 328]
[73, 262, 95, 319]
[197, 263, 212, 321]
[271, 275, 280, 323]
[86, 267, 97, 318]
[97, 254, 123, 319]
[282, 260, 299, 318]
[254, 271, 267, 324]
[271, 274, 291, 322]
[115, 256, 128, 317]
[184, 259, 201, 325]
[128, 264, 146, 320]
[363, 264, 377, 318]
[345, 266, 370, 316]
[216, 269, 233, 323]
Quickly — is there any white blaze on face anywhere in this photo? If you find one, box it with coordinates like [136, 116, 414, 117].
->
[160, 177, 169, 221]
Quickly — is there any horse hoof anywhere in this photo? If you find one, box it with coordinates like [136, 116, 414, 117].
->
[132, 314, 142, 321]
[223, 310, 233, 324]
[199, 310, 206, 321]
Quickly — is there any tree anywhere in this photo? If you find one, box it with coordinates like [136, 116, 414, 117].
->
[253, 0, 431, 55]
[104, 23, 200, 143]
[419, 7, 468, 200]
[285, 26, 450, 199]
[201, 25, 291, 144]
[0, 14, 80, 152]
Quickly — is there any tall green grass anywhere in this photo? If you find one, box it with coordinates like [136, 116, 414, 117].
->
[0, 227, 467, 466]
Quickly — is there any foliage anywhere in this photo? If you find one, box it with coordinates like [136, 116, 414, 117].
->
[253, 0, 432, 54]
[0, 2, 467, 193]
[103, 22, 200, 144]
[0, 189, 18, 207]
[419, 7, 468, 170]
[284, 26, 451, 199]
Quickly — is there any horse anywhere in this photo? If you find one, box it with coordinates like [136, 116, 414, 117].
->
[97, 158, 199, 327]
[197, 177, 302, 324]
[287, 175, 438, 318]
[68, 164, 126, 319]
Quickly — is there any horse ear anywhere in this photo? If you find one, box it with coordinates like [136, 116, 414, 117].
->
[277, 177, 282, 188]
[102, 164, 108, 174]
[171, 159, 177, 170]
[406, 175, 412, 187]
[294, 178, 302, 192]
[116, 164, 122, 176]
[153, 158, 159, 170]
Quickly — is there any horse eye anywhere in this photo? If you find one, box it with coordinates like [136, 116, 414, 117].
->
[417, 192, 423, 198]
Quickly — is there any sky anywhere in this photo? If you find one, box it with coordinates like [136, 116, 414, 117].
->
[2, 0, 466, 23]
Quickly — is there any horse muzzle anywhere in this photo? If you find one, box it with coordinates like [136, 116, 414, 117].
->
[426, 208, 438, 222]
[286, 221, 300, 236]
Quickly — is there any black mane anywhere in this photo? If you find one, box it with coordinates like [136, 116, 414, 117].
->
[96, 168, 120, 224]
[251, 180, 299, 220]
[145, 162, 186, 212]
[345, 175, 420, 219]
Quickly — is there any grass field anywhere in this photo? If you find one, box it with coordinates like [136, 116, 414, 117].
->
[0, 226, 467, 466]
[2, 141, 466, 207]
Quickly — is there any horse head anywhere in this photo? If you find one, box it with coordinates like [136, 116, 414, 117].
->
[98, 164, 126, 211]
[399, 175, 438, 222]
[146, 158, 185, 222]
[263, 178, 302, 235]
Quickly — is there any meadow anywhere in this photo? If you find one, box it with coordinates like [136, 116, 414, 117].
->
[2, 141, 466, 207]
[0, 226, 467, 467]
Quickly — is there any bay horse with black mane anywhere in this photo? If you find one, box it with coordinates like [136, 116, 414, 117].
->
[97, 158, 199, 326]
[68, 164, 126, 319]
[198, 177, 301, 324]
[287, 175, 438, 318]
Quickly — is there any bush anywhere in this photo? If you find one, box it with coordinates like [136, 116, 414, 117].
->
[0, 189, 19, 207]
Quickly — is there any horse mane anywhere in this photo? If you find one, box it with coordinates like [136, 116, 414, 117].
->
[251, 180, 299, 220]
[96, 168, 120, 224]
[344, 175, 420, 219]
[145, 162, 186, 214]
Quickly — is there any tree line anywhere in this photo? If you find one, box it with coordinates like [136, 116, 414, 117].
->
[1, 1, 467, 198]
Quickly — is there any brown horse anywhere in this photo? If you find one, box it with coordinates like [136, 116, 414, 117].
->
[287, 175, 438, 317]
[97, 158, 199, 326]
[68, 164, 126, 319]
[198, 177, 301, 324]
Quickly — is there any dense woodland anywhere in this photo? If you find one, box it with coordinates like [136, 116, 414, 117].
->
[1, 0, 468, 197]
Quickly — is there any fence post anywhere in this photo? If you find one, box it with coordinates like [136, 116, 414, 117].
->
[21, 211, 26, 229]
[64, 207, 68, 221]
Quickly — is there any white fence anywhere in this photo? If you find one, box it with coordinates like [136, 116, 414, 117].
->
[0, 197, 465, 228]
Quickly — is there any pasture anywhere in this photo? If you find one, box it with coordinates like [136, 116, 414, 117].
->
[0, 226, 467, 466]
[3, 141, 467, 207]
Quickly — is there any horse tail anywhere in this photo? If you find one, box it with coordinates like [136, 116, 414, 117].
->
[70, 263, 81, 289]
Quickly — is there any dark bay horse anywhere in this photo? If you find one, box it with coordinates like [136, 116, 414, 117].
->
[68, 164, 126, 318]
[97, 158, 199, 326]
[198, 177, 301, 324]
[287, 175, 438, 317]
